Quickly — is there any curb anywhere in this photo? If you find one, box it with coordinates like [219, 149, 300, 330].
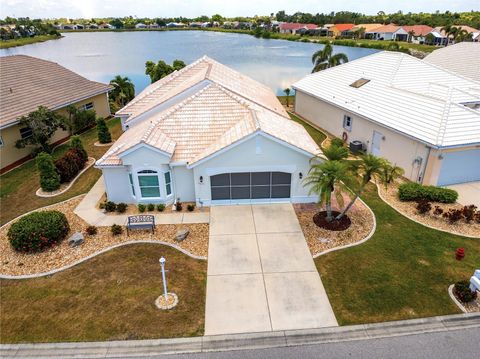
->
[0, 241, 207, 280]
[448, 284, 468, 313]
[1, 313, 478, 358]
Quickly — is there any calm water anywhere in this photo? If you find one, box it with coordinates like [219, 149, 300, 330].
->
[0, 31, 378, 95]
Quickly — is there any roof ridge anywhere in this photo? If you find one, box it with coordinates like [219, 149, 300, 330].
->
[435, 86, 453, 146]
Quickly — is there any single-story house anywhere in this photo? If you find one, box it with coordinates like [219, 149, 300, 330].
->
[348, 24, 383, 38]
[279, 23, 317, 34]
[293, 51, 480, 186]
[0, 55, 111, 172]
[96, 56, 321, 206]
[327, 23, 354, 37]
[135, 23, 147, 29]
[365, 24, 408, 41]
[423, 42, 480, 83]
[402, 25, 433, 43]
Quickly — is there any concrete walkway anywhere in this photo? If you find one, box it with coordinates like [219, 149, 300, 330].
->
[74, 178, 210, 226]
[446, 181, 480, 207]
[205, 204, 338, 336]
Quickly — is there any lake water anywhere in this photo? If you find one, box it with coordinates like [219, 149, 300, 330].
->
[0, 31, 378, 95]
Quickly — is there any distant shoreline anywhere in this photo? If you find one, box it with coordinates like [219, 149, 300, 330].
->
[0, 34, 63, 49]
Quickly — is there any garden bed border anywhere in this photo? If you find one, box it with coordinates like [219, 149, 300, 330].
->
[448, 284, 468, 313]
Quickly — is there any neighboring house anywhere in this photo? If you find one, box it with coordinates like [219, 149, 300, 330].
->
[96, 56, 321, 206]
[423, 42, 480, 82]
[327, 24, 354, 37]
[279, 23, 317, 34]
[0, 55, 111, 172]
[365, 24, 408, 41]
[293, 51, 480, 186]
[429, 25, 479, 45]
[135, 23, 147, 29]
[99, 23, 115, 29]
[402, 25, 433, 43]
[348, 24, 383, 38]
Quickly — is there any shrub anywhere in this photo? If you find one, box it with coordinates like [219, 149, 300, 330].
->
[8, 211, 69, 252]
[453, 281, 477, 303]
[443, 209, 463, 223]
[36, 152, 61, 192]
[175, 201, 183, 211]
[85, 225, 98, 235]
[398, 182, 458, 203]
[73, 109, 96, 133]
[147, 203, 155, 211]
[104, 201, 117, 212]
[330, 138, 344, 148]
[187, 204, 195, 212]
[433, 206, 444, 216]
[69, 135, 88, 162]
[138, 204, 146, 213]
[111, 224, 123, 236]
[55, 148, 87, 183]
[97, 118, 112, 144]
[416, 200, 432, 214]
[462, 205, 477, 223]
[157, 204, 165, 212]
[116, 203, 128, 213]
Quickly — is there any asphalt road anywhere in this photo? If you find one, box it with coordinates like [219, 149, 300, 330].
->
[120, 327, 480, 359]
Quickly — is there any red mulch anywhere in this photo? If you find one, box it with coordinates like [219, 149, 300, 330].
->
[313, 211, 352, 231]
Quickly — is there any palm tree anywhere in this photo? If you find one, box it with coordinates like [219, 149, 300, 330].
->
[283, 88, 291, 107]
[407, 30, 415, 43]
[109, 75, 135, 107]
[311, 43, 349, 73]
[378, 162, 404, 189]
[304, 159, 351, 222]
[322, 144, 349, 161]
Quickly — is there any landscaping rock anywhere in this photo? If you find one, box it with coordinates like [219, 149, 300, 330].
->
[68, 232, 84, 247]
[175, 228, 189, 242]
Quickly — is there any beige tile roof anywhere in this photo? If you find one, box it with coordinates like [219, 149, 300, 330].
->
[97, 61, 320, 167]
[117, 56, 287, 122]
[0, 55, 111, 128]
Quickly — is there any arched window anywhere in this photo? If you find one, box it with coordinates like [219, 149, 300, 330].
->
[137, 170, 160, 198]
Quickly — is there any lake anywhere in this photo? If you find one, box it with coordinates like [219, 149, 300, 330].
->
[0, 31, 378, 95]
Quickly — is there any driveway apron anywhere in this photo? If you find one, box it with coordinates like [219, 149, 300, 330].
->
[205, 204, 338, 335]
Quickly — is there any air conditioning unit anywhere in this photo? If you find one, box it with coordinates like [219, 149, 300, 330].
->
[349, 140, 363, 154]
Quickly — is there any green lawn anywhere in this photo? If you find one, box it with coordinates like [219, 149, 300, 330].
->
[0, 118, 122, 225]
[288, 111, 327, 147]
[316, 183, 480, 325]
[0, 244, 207, 343]
[0, 35, 62, 49]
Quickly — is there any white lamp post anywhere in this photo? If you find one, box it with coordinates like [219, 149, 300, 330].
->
[159, 257, 168, 300]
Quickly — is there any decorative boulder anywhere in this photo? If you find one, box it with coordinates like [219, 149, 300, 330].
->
[68, 232, 84, 247]
[175, 228, 190, 242]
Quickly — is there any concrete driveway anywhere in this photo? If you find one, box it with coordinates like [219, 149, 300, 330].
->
[205, 204, 338, 335]
[446, 181, 480, 207]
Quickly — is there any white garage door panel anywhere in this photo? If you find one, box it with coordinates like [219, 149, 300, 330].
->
[437, 149, 480, 186]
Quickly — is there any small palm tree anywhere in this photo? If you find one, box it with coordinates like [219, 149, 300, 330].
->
[322, 144, 349, 161]
[304, 159, 351, 222]
[407, 30, 415, 43]
[283, 88, 291, 107]
[379, 162, 404, 189]
[109, 75, 135, 107]
[311, 43, 348, 73]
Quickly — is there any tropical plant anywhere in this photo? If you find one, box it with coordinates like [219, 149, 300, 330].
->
[311, 43, 348, 73]
[109, 75, 135, 107]
[15, 106, 67, 154]
[322, 143, 349, 161]
[145, 59, 186, 83]
[69, 135, 88, 162]
[96, 118, 112, 144]
[36, 152, 61, 191]
[304, 159, 352, 222]
[283, 88, 291, 107]
[54, 147, 87, 183]
[407, 30, 415, 43]
[378, 162, 404, 189]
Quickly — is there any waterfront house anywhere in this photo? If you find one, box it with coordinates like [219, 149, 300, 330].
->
[365, 24, 408, 41]
[293, 51, 480, 186]
[348, 24, 383, 38]
[135, 23, 147, 29]
[279, 23, 317, 35]
[96, 56, 321, 206]
[0, 55, 111, 172]
[402, 25, 433, 43]
[327, 24, 354, 37]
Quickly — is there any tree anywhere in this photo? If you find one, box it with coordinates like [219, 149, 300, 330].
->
[407, 30, 415, 43]
[96, 118, 112, 144]
[322, 143, 349, 161]
[15, 106, 67, 154]
[109, 75, 135, 107]
[69, 135, 88, 162]
[145, 59, 186, 83]
[36, 152, 60, 191]
[311, 43, 348, 73]
[304, 159, 351, 222]
[283, 88, 291, 107]
[378, 162, 404, 189]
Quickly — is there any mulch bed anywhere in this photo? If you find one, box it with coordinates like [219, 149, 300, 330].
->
[313, 211, 351, 231]
[453, 292, 480, 313]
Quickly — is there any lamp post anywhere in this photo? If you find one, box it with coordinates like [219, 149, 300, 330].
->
[159, 257, 168, 300]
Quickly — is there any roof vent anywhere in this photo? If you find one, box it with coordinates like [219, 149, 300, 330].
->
[350, 78, 370, 88]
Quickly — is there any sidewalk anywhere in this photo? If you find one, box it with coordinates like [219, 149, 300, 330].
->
[74, 178, 210, 226]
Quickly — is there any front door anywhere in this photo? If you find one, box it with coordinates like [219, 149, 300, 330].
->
[371, 131, 383, 156]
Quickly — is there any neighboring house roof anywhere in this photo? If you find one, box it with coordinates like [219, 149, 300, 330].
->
[292, 51, 480, 148]
[117, 56, 287, 124]
[279, 23, 317, 30]
[97, 57, 320, 167]
[351, 24, 383, 32]
[331, 24, 354, 32]
[402, 25, 433, 36]
[423, 42, 480, 82]
[0, 55, 111, 128]
[366, 24, 400, 33]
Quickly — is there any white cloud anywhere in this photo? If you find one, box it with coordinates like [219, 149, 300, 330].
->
[1, 0, 478, 18]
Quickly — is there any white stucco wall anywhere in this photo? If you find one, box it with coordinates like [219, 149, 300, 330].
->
[103, 167, 135, 203]
[191, 133, 317, 205]
[295, 90, 431, 183]
[173, 165, 196, 202]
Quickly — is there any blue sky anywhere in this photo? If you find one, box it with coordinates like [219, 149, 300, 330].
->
[1, 0, 479, 19]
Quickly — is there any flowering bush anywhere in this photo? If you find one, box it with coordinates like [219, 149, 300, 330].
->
[8, 211, 69, 252]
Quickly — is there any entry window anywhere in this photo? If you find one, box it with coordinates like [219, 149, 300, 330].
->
[343, 115, 352, 131]
[128, 173, 135, 196]
[164, 171, 172, 196]
[19, 127, 33, 139]
[138, 170, 160, 198]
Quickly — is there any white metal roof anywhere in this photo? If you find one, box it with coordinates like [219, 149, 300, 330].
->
[292, 51, 480, 148]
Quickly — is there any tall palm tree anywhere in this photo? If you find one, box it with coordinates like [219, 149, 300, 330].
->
[311, 43, 349, 73]
[283, 88, 291, 107]
[109, 75, 135, 107]
[304, 159, 351, 222]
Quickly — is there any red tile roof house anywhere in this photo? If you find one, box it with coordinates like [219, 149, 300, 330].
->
[327, 24, 355, 37]
[365, 24, 409, 41]
[279, 23, 318, 34]
[402, 25, 433, 43]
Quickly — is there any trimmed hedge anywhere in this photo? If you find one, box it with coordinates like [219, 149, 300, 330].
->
[97, 118, 112, 144]
[8, 210, 69, 252]
[398, 182, 458, 203]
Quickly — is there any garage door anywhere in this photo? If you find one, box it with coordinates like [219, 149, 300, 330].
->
[210, 172, 291, 200]
[437, 149, 480, 186]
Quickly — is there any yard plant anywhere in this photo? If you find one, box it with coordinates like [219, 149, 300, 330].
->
[8, 210, 69, 252]
[36, 152, 61, 192]
[96, 117, 112, 144]
[398, 182, 458, 203]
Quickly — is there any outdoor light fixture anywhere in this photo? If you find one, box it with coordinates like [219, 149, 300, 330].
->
[299, 172, 303, 179]
[199, 176, 204, 183]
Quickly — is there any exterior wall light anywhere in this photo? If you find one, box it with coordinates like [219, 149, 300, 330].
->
[299, 172, 303, 179]
[438, 154, 444, 160]
[199, 176, 204, 184]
